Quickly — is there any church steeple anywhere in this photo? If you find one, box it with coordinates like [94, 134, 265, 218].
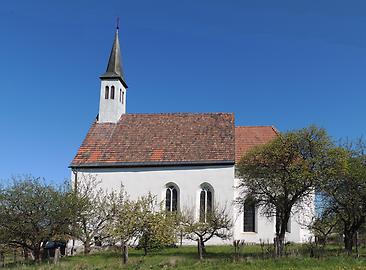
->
[98, 24, 128, 123]
[100, 26, 128, 88]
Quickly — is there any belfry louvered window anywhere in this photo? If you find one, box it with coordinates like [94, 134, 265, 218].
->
[105, 86, 109, 99]
[110, 86, 115, 99]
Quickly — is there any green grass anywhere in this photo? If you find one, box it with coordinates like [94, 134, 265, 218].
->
[3, 245, 366, 270]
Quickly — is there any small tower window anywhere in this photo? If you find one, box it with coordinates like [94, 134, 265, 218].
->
[110, 86, 115, 99]
[105, 86, 109, 99]
[119, 89, 122, 102]
[122, 91, 124, 104]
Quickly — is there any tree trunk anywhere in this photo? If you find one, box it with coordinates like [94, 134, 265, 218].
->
[121, 243, 128, 264]
[344, 231, 354, 255]
[33, 247, 41, 262]
[84, 241, 91, 255]
[197, 239, 203, 260]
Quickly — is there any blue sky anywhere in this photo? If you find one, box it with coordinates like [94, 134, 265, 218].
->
[0, 0, 365, 183]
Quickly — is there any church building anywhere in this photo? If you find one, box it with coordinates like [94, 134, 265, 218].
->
[70, 28, 312, 244]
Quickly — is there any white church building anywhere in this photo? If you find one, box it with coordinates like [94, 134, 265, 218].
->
[70, 28, 312, 245]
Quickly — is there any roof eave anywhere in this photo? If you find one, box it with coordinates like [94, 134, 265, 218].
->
[69, 160, 235, 169]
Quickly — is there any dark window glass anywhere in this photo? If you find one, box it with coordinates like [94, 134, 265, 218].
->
[119, 89, 122, 102]
[207, 190, 212, 215]
[172, 188, 178, 211]
[110, 86, 115, 99]
[105, 86, 109, 99]
[243, 199, 255, 232]
[165, 188, 171, 211]
[122, 91, 124, 104]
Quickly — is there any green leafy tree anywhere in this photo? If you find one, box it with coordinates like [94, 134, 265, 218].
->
[236, 126, 343, 256]
[110, 193, 178, 263]
[0, 176, 75, 261]
[181, 205, 232, 260]
[319, 142, 366, 254]
[137, 194, 178, 255]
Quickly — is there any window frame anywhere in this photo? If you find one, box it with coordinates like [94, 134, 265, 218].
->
[165, 184, 179, 212]
[199, 184, 214, 223]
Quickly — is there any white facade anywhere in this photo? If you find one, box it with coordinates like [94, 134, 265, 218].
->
[72, 165, 312, 245]
[98, 78, 126, 123]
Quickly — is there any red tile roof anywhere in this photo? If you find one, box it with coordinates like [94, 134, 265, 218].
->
[71, 113, 235, 167]
[235, 126, 278, 163]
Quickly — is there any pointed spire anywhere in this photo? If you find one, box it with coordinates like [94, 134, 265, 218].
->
[100, 24, 128, 88]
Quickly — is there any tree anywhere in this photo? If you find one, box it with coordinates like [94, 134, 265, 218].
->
[137, 194, 178, 255]
[319, 142, 366, 254]
[309, 210, 337, 247]
[236, 126, 342, 256]
[71, 175, 122, 254]
[110, 193, 178, 263]
[181, 205, 232, 260]
[0, 176, 75, 261]
[109, 197, 143, 264]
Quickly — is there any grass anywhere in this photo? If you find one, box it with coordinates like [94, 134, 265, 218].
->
[2, 245, 366, 270]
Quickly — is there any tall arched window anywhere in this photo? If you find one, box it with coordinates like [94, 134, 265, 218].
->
[165, 184, 178, 212]
[110, 86, 115, 99]
[243, 198, 256, 232]
[122, 91, 124, 104]
[199, 184, 213, 222]
[119, 89, 122, 102]
[105, 86, 109, 99]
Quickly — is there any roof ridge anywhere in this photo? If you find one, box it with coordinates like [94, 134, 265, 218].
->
[123, 112, 234, 116]
[235, 125, 275, 128]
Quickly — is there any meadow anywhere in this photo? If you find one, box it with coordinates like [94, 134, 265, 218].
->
[2, 244, 366, 270]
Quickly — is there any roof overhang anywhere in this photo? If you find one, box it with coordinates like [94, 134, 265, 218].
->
[69, 160, 235, 169]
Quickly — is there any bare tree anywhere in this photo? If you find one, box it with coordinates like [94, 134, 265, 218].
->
[181, 205, 232, 260]
[72, 175, 123, 254]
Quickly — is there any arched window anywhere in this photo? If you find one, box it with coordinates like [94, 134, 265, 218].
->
[105, 86, 109, 99]
[119, 89, 122, 102]
[199, 184, 213, 222]
[122, 91, 124, 104]
[110, 86, 115, 99]
[243, 198, 256, 232]
[165, 184, 178, 212]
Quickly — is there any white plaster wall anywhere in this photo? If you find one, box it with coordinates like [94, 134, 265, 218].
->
[73, 165, 234, 245]
[98, 79, 126, 123]
[232, 177, 314, 244]
[71, 166, 313, 245]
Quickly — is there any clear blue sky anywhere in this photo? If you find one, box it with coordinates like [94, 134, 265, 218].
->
[0, 0, 365, 183]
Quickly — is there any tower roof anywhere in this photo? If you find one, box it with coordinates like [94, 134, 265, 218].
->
[100, 28, 128, 88]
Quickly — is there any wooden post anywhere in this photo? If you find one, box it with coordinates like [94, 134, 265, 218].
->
[54, 248, 60, 264]
[0, 251, 5, 268]
[12, 249, 16, 264]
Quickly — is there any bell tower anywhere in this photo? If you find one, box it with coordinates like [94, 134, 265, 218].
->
[98, 25, 128, 123]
